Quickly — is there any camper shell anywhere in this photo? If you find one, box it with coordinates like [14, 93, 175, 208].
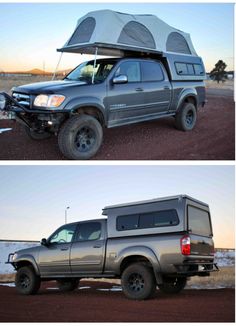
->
[0, 10, 206, 160]
[103, 194, 211, 238]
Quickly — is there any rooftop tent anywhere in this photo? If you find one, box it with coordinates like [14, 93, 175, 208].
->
[57, 10, 197, 56]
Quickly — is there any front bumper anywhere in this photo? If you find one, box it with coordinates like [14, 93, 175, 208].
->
[0, 92, 67, 130]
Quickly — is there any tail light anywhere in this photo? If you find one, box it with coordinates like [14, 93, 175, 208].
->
[181, 235, 191, 255]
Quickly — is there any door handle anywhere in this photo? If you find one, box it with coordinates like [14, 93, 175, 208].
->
[60, 248, 69, 251]
[163, 86, 170, 90]
[93, 245, 101, 248]
[135, 87, 144, 92]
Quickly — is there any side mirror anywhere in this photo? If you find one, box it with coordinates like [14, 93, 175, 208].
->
[112, 75, 128, 84]
[40, 238, 48, 246]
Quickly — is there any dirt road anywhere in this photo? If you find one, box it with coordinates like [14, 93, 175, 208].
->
[0, 281, 234, 322]
[0, 92, 234, 160]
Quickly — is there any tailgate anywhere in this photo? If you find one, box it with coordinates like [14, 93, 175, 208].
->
[190, 234, 214, 256]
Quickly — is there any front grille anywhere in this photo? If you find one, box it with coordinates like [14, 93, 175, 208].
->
[12, 92, 31, 108]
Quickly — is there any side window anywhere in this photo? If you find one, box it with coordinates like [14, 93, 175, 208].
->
[76, 222, 101, 241]
[115, 61, 141, 82]
[117, 214, 139, 231]
[139, 210, 179, 228]
[175, 63, 188, 75]
[49, 224, 77, 244]
[194, 64, 204, 75]
[141, 61, 164, 82]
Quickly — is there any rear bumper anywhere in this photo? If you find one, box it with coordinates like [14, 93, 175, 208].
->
[175, 260, 219, 276]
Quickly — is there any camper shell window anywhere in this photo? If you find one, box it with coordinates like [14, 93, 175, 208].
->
[116, 209, 179, 231]
[175, 62, 203, 76]
[187, 205, 212, 237]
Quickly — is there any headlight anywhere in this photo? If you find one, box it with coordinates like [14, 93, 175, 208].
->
[34, 94, 66, 108]
[12, 253, 18, 261]
[0, 94, 6, 110]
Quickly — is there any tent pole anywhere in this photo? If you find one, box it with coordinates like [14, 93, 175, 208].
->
[92, 47, 98, 84]
[52, 52, 63, 81]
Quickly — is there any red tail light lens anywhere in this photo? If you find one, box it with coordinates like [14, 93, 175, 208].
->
[181, 235, 191, 255]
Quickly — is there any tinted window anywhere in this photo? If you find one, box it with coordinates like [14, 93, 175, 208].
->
[194, 64, 204, 75]
[49, 224, 77, 244]
[175, 63, 188, 75]
[115, 61, 141, 82]
[187, 64, 194, 75]
[141, 61, 164, 82]
[188, 206, 212, 237]
[76, 222, 101, 241]
[139, 210, 179, 228]
[117, 214, 139, 231]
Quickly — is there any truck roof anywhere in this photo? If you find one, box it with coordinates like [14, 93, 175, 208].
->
[102, 194, 208, 215]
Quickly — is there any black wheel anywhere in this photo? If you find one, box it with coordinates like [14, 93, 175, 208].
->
[121, 263, 156, 300]
[58, 114, 103, 160]
[175, 102, 197, 131]
[15, 266, 41, 295]
[25, 126, 52, 140]
[57, 279, 80, 292]
[158, 277, 187, 294]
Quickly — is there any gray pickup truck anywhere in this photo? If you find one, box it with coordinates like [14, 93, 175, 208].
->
[0, 56, 206, 160]
[8, 195, 218, 300]
[0, 10, 206, 160]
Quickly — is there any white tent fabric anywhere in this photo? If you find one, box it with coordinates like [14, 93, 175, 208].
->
[58, 10, 197, 56]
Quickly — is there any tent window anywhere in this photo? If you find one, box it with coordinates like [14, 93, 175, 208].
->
[118, 21, 156, 49]
[166, 32, 191, 54]
[68, 17, 96, 45]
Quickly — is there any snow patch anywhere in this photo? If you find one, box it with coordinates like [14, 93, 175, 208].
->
[0, 283, 15, 287]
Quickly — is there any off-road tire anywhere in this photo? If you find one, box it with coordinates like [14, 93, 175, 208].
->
[15, 266, 41, 295]
[158, 277, 187, 294]
[24, 126, 52, 140]
[57, 279, 80, 292]
[121, 263, 156, 300]
[175, 102, 197, 131]
[58, 114, 103, 160]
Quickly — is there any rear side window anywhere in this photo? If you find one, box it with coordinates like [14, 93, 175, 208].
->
[194, 64, 204, 75]
[141, 61, 164, 82]
[175, 62, 204, 76]
[188, 206, 212, 237]
[117, 210, 179, 231]
[117, 214, 139, 231]
[139, 210, 179, 228]
[75, 222, 101, 241]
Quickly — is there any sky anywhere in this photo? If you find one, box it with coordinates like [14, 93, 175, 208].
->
[0, 165, 234, 248]
[0, 3, 234, 73]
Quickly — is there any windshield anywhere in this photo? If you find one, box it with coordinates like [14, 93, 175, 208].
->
[65, 60, 116, 84]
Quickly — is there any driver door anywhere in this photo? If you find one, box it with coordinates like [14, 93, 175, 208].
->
[38, 223, 77, 276]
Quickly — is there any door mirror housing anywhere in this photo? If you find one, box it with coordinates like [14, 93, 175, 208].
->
[112, 75, 128, 84]
[41, 238, 48, 246]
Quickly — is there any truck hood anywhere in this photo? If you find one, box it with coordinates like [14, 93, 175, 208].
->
[13, 80, 87, 95]
[15, 245, 41, 257]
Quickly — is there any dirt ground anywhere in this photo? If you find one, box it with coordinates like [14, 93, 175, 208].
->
[0, 82, 234, 160]
[0, 281, 234, 322]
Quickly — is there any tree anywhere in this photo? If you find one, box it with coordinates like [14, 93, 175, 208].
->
[210, 60, 227, 83]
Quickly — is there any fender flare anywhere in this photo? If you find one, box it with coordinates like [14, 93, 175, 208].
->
[15, 255, 40, 275]
[176, 88, 198, 112]
[115, 246, 162, 284]
[64, 96, 107, 124]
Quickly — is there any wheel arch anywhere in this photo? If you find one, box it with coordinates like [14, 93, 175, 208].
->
[176, 89, 198, 112]
[15, 256, 40, 275]
[117, 246, 162, 284]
